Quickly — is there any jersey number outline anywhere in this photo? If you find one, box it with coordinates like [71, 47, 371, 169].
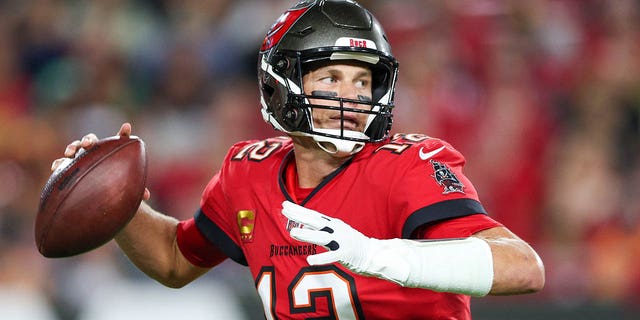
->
[232, 139, 285, 162]
[256, 265, 365, 320]
[375, 133, 430, 154]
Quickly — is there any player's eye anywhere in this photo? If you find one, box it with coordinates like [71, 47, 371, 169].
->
[355, 79, 368, 89]
[320, 76, 337, 85]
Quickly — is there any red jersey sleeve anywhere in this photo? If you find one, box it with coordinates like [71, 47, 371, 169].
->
[384, 136, 491, 238]
[415, 213, 503, 239]
[176, 218, 227, 268]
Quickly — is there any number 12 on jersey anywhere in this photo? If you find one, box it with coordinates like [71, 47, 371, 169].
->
[256, 265, 365, 319]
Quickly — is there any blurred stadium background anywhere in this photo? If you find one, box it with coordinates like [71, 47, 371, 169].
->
[0, 0, 639, 319]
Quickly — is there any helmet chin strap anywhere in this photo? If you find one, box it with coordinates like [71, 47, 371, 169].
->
[312, 129, 367, 157]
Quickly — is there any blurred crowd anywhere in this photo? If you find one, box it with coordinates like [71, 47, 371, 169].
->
[0, 0, 638, 319]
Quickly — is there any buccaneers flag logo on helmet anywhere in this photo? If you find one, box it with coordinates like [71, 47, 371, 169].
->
[260, 7, 310, 51]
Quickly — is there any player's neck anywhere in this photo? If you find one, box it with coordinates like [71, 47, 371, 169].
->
[292, 136, 351, 188]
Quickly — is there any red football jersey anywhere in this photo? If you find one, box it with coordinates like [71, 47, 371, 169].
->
[178, 133, 501, 320]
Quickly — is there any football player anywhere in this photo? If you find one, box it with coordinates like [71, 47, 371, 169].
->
[55, 0, 544, 319]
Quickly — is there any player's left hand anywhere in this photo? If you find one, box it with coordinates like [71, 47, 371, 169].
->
[281, 201, 376, 274]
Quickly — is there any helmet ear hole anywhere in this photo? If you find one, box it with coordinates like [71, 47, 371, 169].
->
[262, 83, 275, 98]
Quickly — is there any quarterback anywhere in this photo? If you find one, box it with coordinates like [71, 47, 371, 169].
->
[54, 0, 544, 319]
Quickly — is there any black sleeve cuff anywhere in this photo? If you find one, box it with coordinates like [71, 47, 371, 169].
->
[194, 209, 248, 266]
[402, 198, 487, 238]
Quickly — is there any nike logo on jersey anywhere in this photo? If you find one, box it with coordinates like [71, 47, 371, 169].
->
[419, 146, 445, 161]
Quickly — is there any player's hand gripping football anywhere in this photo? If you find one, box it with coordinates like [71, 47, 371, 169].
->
[51, 123, 151, 201]
[281, 201, 409, 284]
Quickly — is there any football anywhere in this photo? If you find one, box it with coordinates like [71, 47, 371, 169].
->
[35, 135, 147, 258]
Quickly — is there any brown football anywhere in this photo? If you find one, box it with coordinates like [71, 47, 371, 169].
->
[35, 135, 147, 258]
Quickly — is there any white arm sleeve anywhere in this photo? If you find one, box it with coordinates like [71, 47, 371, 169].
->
[361, 237, 494, 297]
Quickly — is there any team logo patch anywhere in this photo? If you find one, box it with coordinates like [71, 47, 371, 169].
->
[237, 210, 256, 242]
[286, 219, 300, 232]
[430, 160, 465, 194]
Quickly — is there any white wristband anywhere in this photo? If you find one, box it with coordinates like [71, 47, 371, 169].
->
[363, 237, 494, 297]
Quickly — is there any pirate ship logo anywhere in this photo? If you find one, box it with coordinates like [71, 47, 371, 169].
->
[430, 160, 465, 194]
